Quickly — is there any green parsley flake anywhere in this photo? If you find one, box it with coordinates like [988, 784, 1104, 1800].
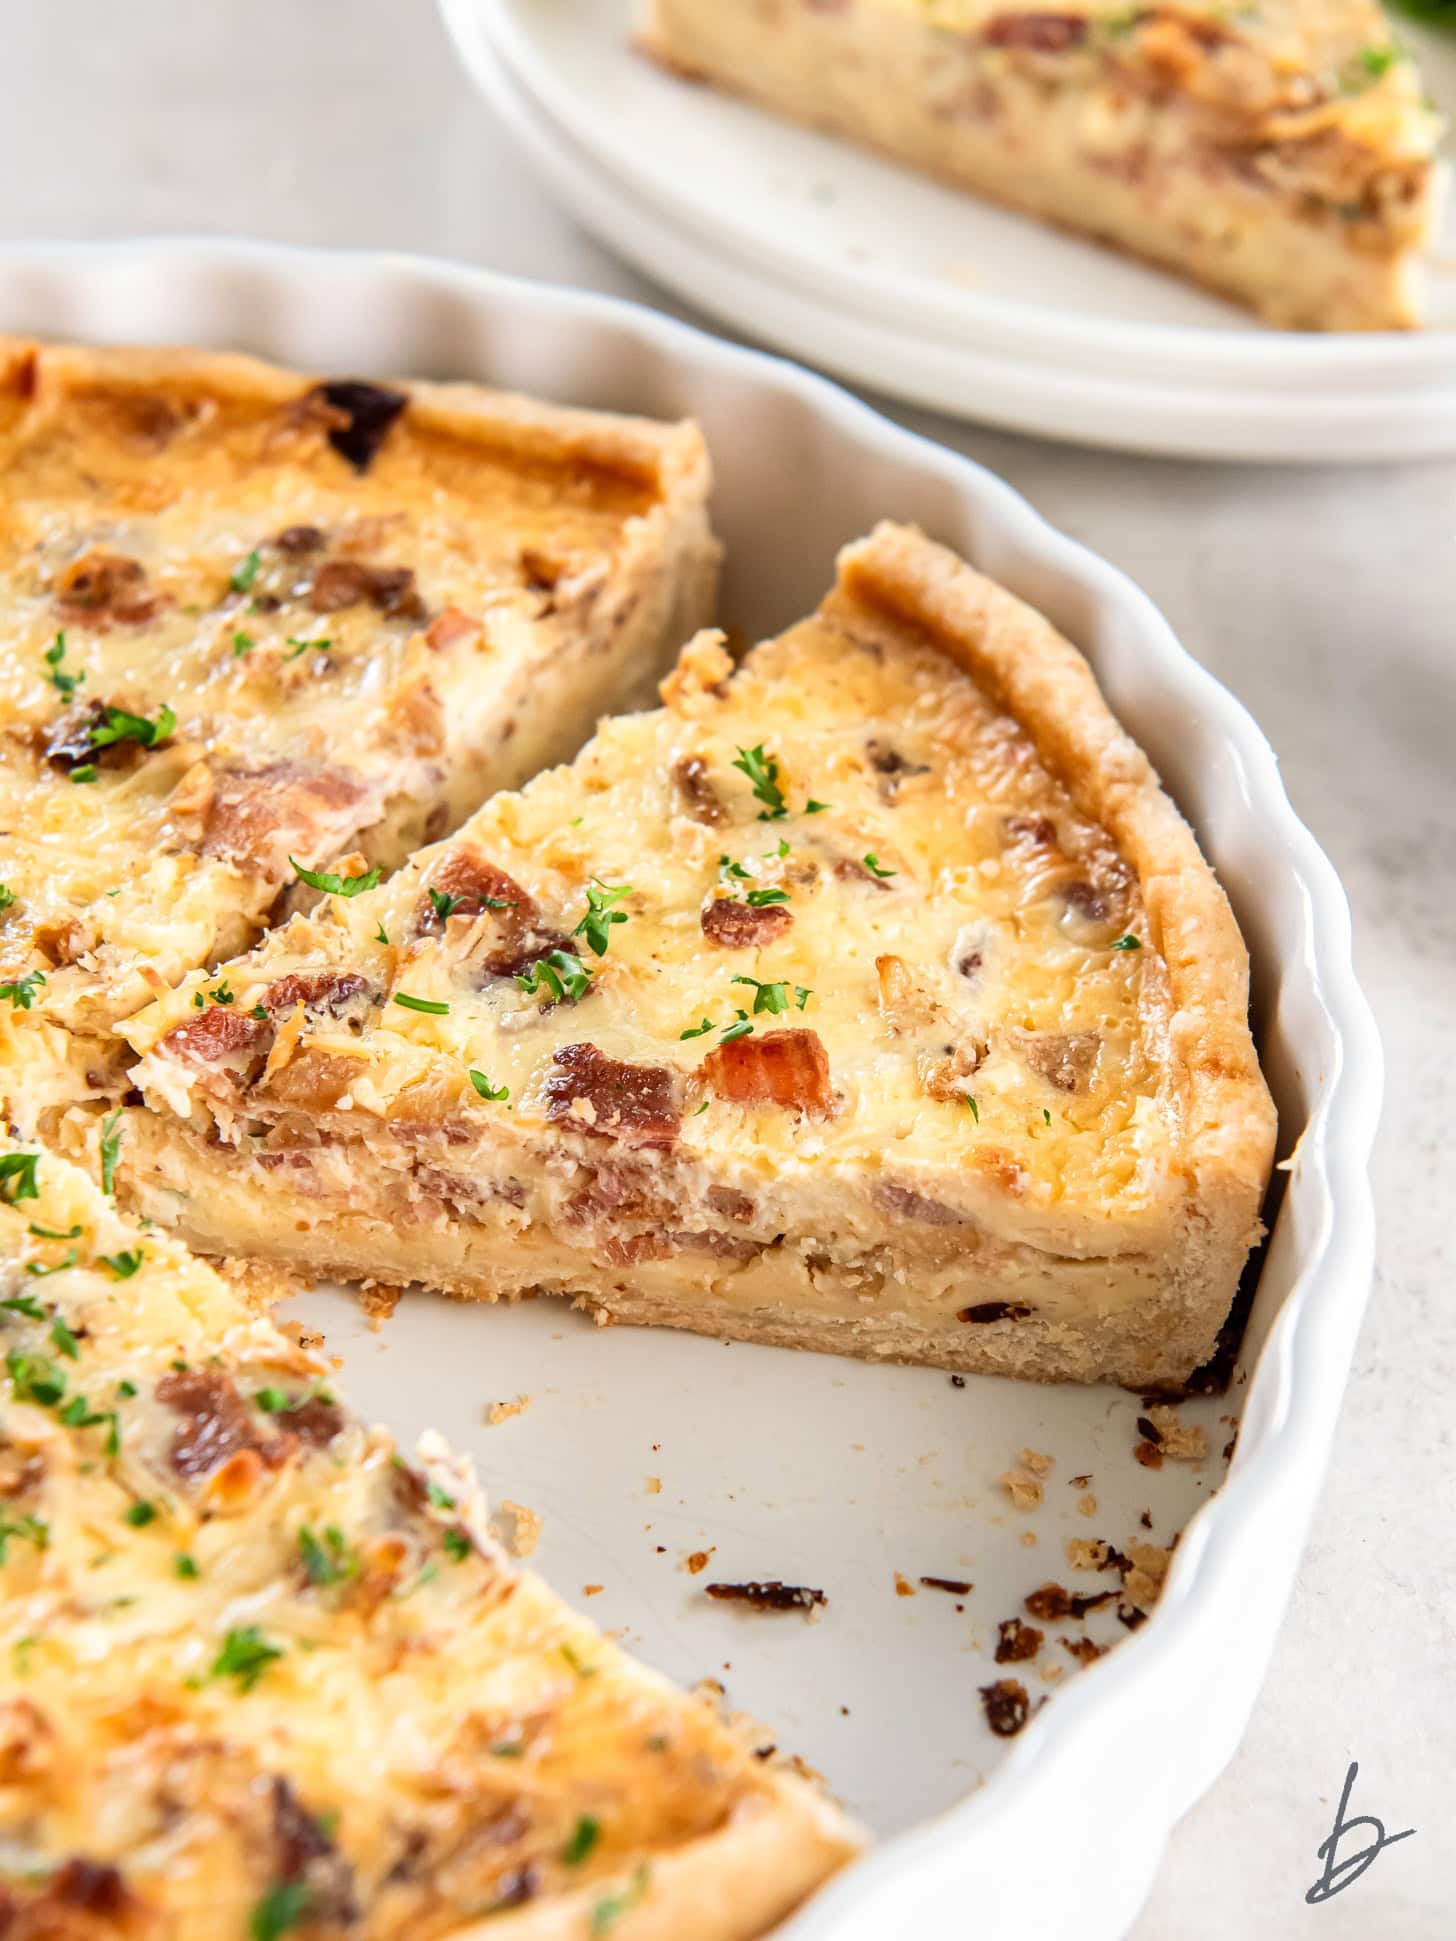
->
[679, 1018, 715, 1040]
[210, 1624, 284, 1692]
[299, 1524, 359, 1586]
[0, 1153, 41, 1204]
[100, 1249, 145, 1279]
[965, 1095, 980, 1123]
[746, 886, 790, 907]
[731, 976, 812, 1016]
[87, 703, 176, 752]
[574, 880, 633, 958]
[230, 548, 262, 594]
[283, 635, 331, 661]
[28, 1222, 80, 1241]
[591, 1866, 651, 1935]
[100, 1108, 124, 1197]
[373, 922, 390, 947]
[0, 970, 46, 1011]
[48, 1312, 81, 1358]
[0, 1513, 48, 1564]
[515, 950, 592, 1004]
[426, 1479, 456, 1511]
[249, 1880, 312, 1941]
[468, 1071, 509, 1101]
[289, 855, 383, 898]
[232, 630, 255, 657]
[732, 744, 787, 819]
[125, 1501, 157, 1528]
[1111, 934, 1142, 951]
[443, 1527, 471, 1563]
[862, 853, 896, 878]
[25, 1249, 78, 1282]
[43, 632, 84, 698]
[428, 887, 466, 922]
[0, 883, 14, 911]
[393, 992, 450, 1016]
[718, 1011, 754, 1044]
[563, 1814, 601, 1865]
[70, 763, 98, 784]
[6, 1351, 67, 1406]
[175, 1552, 200, 1579]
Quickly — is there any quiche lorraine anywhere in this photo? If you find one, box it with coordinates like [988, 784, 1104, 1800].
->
[637, 0, 1448, 330]
[0, 1143, 860, 1937]
[119, 524, 1275, 1388]
[0, 338, 717, 1125]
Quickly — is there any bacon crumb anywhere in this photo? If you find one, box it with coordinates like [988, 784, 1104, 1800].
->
[1024, 1581, 1116, 1622]
[683, 1549, 715, 1575]
[700, 1028, 835, 1116]
[705, 1581, 827, 1614]
[995, 1617, 1044, 1663]
[978, 1678, 1031, 1737]
[919, 1575, 973, 1596]
[893, 1572, 917, 1598]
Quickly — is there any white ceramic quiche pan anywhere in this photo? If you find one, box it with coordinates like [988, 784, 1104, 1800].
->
[0, 240, 1381, 1939]
[444, 0, 1456, 461]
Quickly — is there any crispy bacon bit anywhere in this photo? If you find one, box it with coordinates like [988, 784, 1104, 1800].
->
[43, 701, 111, 771]
[48, 1859, 133, 1917]
[982, 10, 1088, 50]
[919, 1576, 973, 1595]
[1005, 814, 1058, 847]
[308, 558, 425, 620]
[264, 970, 378, 1025]
[161, 1005, 270, 1073]
[155, 1368, 293, 1481]
[1063, 1636, 1105, 1666]
[1061, 880, 1110, 923]
[282, 1395, 346, 1448]
[424, 605, 479, 651]
[417, 848, 529, 933]
[865, 740, 929, 799]
[979, 1678, 1032, 1737]
[1016, 1030, 1099, 1094]
[995, 1617, 1044, 1663]
[272, 1776, 359, 1926]
[957, 1301, 1032, 1324]
[700, 897, 793, 948]
[545, 1044, 681, 1147]
[1134, 1439, 1164, 1470]
[309, 378, 408, 472]
[274, 524, 327, 556]
[55, 550, 162, 627]
[705, 1580, 827, 1612]
[700, 1028, 835, 1116]
[876, 1181, 966, 1226]
[707, 1185, 754, 1223]
[1024, 1582, 1116, 1622]
[672, 755, 724, 825]
[201, 759, 372, 875]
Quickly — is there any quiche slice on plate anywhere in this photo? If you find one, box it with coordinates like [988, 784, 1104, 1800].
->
[118, 524, 1275, 1389]
[636, 0, 1448, 329]
[0, 338, 717, 1124]
[0, 1144, 860, 1937]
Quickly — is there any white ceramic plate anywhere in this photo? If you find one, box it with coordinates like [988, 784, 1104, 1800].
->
[445, 0, 1456, 460]
[0, 240, 1380, 1938]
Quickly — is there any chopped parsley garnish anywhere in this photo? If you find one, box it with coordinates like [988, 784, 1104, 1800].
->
[515, 950, 592, 1004]
[232, 630, 255, 657]
[1111, 934, 1142, 951]
[43, 632, 84, 698]
[87, 702, 176, 752]
[299, 1523, 359, 1586]
[175, 1552, 200, 1579]
[100, 1250, 145, 1279]
[289, 855, 383, 898]
[732, 744, 787, 819]
[563, 1814, 601, 1865]
[283, 635, 331, 661]
[591, 1866, 651, 1935]
[573, 880, 633, 958]
[0, 883, 14, 911]
[0, 1293, 46, 1321]
[70, 763, 98, 784]
[746, 886, 790, 907]
[804, 799, 831, 815]
[0, 970, 46, 1011]
[373, 922, 390, 947]
[249, 1880, 312, 1941]
[679, 1018, 715, 1040]
[560, 1641, 598, 1679]
[117, 1379, 138, 1398]
[230, 548, 261, 594]
[0, 1154, 41, 1205]
[251, 1003, 269, 1020]
[731, 975, 812, 1015]
[28, 1222, 80, 1241]
[125, 1501, 157, 1528]
[0, 1513, 48, 1563]
[443, 1527, 471, 1563]
[718, 1010, 754, 1045]
[718, 855, 751, 882]
[692, 1099, 710, 1115]
[965, 1094, 980, 1123]
[100, 1108, 124, 1198]
[862, 853, 896, 878]
[48, 1313, 81, 1359]
[428, 887, 466, 922]
[25, 1250, 78, 1283]
[468, 1071, 509, 1101]
[1043, 1108, 1052, 1125]
[392, 992, 450, 1016]
[59, 1394, 121, 1456]
[210, 1624, 284, 1692]
[426, 1479, 456, 1511]
[210, 981, 235, 1005]
[6, 1351, 67, 1406]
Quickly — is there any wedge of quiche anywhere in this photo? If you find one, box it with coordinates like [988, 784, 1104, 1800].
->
[0, 338, 717, 1124]
[0, 1143, 860, 1937]
[637, 0, 1448, 330]
[116, 524, 1275, 1388]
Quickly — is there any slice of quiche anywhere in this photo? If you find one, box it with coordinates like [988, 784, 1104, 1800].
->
[637, 0, 1447, 330]
[118, 524, 1275, 1388]
[0, 1143, 860, 1938]
[0, 338, 718, 1124]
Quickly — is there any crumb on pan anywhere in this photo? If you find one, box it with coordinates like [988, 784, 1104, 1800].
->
[999, 1467, 1043, 1511]
[645, 1476, 663, 1495]
[683, 1549, 714, 1576]
[1021, 1447, 1054, 1478]
[357, 1280, 404, 1328]
[704, 1581, 827, 1616]
[214, 1255, 307, 1312]
[894, 1572, 916, 1598]
[487, 1393, 531, 1425]
[1144, 1403, 1208, 1462]
[979, 1678, 1032, 1737]
[1078, 1491, 1098, 1518]
[1024, 1581, 1115, 1622]
[994, 1617, 1043, 1664]
[494, 1499, 543, 1558]
[919, 1575, 973, 1595]
[1066, 1538, 1111, 1571]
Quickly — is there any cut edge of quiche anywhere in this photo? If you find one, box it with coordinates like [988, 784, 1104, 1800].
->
[635, 0, 1448, 331]
[112, 521, 1276, 1389]
[0, 337, 718, 1127]
[0, 1142, 862, 1939]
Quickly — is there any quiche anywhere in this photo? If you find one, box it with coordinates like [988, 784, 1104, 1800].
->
[0, 1143, 861, 1937]
[636, 0, 1448, 330]
[0, 338, 718, 1126]
[118, 523, 1275, 1388]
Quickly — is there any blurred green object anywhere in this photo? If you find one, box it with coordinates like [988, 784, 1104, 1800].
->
[1389, 0, 1454, 24]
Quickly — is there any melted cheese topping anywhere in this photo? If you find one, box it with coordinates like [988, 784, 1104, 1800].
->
[131, 590, 1175, 1234]
[0, 339, 704, 1109]
[0, 1148, 845, 1937]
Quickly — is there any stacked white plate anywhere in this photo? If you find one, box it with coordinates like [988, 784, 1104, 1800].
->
[442, 0, 1456, 460]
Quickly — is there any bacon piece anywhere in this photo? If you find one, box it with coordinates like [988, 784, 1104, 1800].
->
[978, 1678, 1031, 1737]
[704, 1581, 826, 1611]
[308, 378, 408, 472]
[306, 557, 424, 619]
[672, 755, 724, 825]
[416, 849, 531, 934]
[545, 1044, 681, 1147]
[982, 11, 1088, 51]
[876, 1182, 967, 1226]
[700, 1028, 835, 1116]
[54, 550, 162, 627]
[995, 1618, 1044, 1664]
[272, 1777, 359, 1927]
[155, 1368, 293, 1481]
[200, 758, 373, 876]
[700, 898, 793, 948]
[1025, 1582, 1117, 1622]
[1015, 1030, 1099, 1093]
[263, 970, 378, 1026]
[159, 1005, 270, 1081]
[279, 1395, 346, 1448]
[424, 605, 479, 652]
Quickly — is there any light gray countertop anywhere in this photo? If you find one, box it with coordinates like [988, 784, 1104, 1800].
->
[4, 2, 1451, 1933]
